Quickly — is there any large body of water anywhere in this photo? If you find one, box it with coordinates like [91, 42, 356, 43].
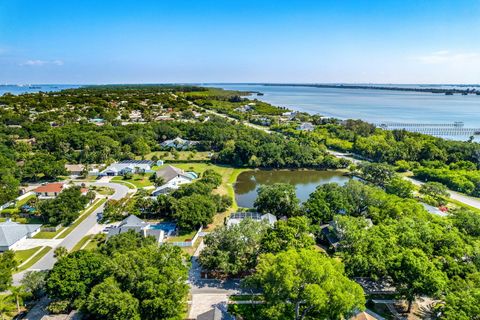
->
[0, 84, 81, 96]
[234, 170, 350, 208]
[207, 84, 480, 128]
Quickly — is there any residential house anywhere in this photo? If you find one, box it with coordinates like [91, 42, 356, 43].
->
[234, 105, 252, 113]
[107, 215, 164, 243]
[100, 160, 154, 176]
[297, 122, 315, 131]
[160, 137, 199, 150]
[34, 182, 64, 198]
[151, 165, 197, 196]
[197, 307, 225, 320]
[0, 219, 42, 251]
[65, 164, 85, 176]
[227, 212, 277, 227]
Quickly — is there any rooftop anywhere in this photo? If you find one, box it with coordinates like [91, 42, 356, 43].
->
[34, 182, 64, 193]
[0, 219, 42, 248]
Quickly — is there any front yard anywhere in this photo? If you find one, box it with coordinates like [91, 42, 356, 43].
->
[112, 173, 154, 188]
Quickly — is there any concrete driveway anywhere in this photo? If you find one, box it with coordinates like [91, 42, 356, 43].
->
[11, 239, 62, 251]
[13, 182, 130, 285]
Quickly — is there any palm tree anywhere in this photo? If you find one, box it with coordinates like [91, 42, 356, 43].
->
[0, 295, 14, 320]
[9, 285, 27, 314]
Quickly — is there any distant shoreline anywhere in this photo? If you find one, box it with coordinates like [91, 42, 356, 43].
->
[259, 83, 480, 95]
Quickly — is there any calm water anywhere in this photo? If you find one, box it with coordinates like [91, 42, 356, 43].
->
[207, 84, 480, 128]
[234, 170, 350, 208]
[0, 84, 81, 96]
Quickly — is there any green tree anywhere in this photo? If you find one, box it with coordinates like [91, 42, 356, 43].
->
[84, 277, 140, 320]
[0, 173, 19, 205]
[385, 176, 415, 198]
[0, 295, 15, 320]
[199, 219, 269, 277]
[20, 270, 48, 300]
[172, 194, 217, 231]
[9, 285, 27, 314]
[389, 248, 447, 313]
[440, 273, 480, 320]
[303, 183, 351, 224]
[254, 183, 299, 217]
[419, 181, 449, 205]
[261, 216, 314, 254]
[46, 251, 108, 307]
[246, 248, 365, 320]
[0, 251, 17, 291]
[54, 246, 68, 259]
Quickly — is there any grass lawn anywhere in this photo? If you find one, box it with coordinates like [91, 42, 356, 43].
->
[169, 163, 248, 230]
[112, 174, 153, 188]
[15, 247, 41, 265]
[91, 186, 115, 196]
[142, 151, 211, 161]
[32, 227, 66, 239]
[167, 230, 197, 243]
[111, 180, 136, 189]
[16, 247, 51, 272]
[72, 235, 93, 251]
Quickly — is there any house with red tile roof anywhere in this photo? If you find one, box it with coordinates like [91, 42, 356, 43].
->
[34, 182, 64, 198]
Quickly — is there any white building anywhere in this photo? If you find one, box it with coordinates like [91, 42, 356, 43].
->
[0, 219, 42, 252]
[151, 165, 197, 196]
[100, 160, 155, 176]
[227, 212, 277, 227]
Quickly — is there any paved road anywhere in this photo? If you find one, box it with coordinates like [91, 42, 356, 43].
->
[199, 107, 480, 211]
[13, 182, 129, 285]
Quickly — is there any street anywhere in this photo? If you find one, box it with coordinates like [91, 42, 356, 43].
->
[13, 182, 130, 285]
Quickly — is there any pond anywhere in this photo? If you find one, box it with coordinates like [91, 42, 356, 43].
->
[234, 170, 351, 208]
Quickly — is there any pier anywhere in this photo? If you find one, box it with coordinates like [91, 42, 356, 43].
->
[375, 122, 480, 137]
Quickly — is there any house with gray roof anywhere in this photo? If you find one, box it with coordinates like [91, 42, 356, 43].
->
[107, 215, 164, 243]
[100, 160, 155, 176]
[227, 212, 277, 227]
[160, 137, 198, 150]
[297, 122, 315, 131]
[151, 165, 197, 196]
[197, 307, 224, 320]
[0, 219, 42, 251]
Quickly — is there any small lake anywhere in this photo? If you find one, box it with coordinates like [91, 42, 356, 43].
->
[234, 170, 350, 208]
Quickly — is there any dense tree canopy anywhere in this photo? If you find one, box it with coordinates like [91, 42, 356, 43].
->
[246, 248, 365, 320]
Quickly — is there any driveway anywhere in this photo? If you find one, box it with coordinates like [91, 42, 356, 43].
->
[11, 239, 62, 251]
[13, 182, 130, 285]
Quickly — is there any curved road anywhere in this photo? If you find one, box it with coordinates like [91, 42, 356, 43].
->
[13, 182, 130, 285]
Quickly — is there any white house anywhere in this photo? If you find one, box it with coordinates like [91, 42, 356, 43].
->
[107, 215, 164, 243]
[297, 122, 315, 131]
[0, 219, 42, 251]
[227, 212, 277, 227]
[100, 160, 155, 176]
[160, 137, 198, 150]
[151, 165, 197, 196]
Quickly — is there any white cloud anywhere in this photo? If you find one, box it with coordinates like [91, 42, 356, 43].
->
[20, 59, 64, 66]
[413, 51, 480, 64]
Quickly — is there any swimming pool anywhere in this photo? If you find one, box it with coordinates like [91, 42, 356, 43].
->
[149, 222, 177, 233]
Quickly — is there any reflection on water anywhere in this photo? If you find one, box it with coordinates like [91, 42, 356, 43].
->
[234, 170, 350, 208]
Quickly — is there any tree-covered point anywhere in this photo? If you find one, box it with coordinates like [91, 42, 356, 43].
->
[275, 118, 480, 196]
[46, 231, 190, 320]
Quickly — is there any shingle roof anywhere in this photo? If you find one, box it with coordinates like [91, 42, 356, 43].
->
[155, 165, 185, 183]
[197, 307, 223, 320]
[119, 215, 147, 227]
[65, 164, 85, 172]
[0, 220, 42, 247]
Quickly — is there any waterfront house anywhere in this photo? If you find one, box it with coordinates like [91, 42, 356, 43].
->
[107, 215, 164, 243]
[0, 219, 42, 251]
[226, 212, 277, 227]
[151, 165, 197, 196]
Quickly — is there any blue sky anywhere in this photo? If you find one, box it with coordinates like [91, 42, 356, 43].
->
[1, 0, 479, 84]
